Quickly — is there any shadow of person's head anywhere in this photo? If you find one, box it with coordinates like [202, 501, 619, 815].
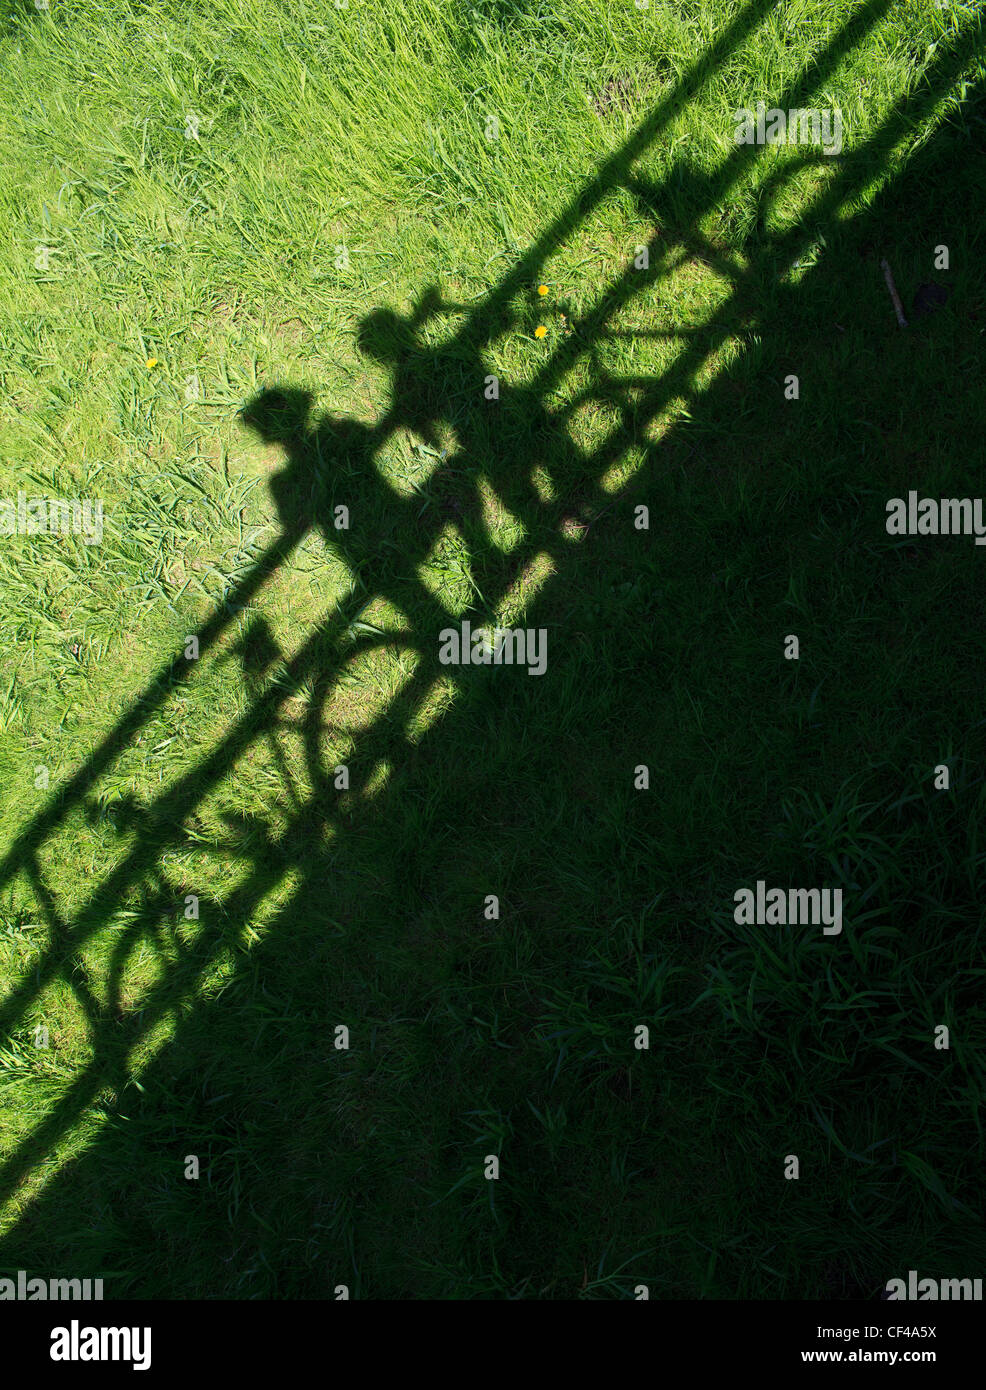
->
[240, 387, 314, 445]
[240, 387, 322, 532]
[241, 384, 386, 540]
[356, 307, 417, 365]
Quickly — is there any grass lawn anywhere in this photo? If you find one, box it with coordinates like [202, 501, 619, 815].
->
[0, 0, 985, 1298]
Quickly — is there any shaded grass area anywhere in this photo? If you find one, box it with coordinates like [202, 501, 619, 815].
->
[0, 0, 985, 1297]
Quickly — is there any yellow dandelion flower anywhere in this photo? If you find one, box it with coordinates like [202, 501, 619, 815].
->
[537, 284, 549, 296]
[534, 325, 547, 339]
[146, 357, 159, 370]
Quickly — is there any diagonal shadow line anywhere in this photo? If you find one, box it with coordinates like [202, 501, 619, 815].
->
[0, 2, 978, 1212]
[22, 855, 105, 1036]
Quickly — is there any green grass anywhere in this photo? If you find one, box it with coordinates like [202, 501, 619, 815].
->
[0, 0, 985, 1298]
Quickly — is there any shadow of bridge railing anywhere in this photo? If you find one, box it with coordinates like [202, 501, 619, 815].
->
[0, 0, 983, 1295]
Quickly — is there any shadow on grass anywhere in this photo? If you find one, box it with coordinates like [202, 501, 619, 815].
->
[0, 0, 984, 1297]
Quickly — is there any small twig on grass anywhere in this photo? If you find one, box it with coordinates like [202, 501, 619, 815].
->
[880, 258, 908, 328]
